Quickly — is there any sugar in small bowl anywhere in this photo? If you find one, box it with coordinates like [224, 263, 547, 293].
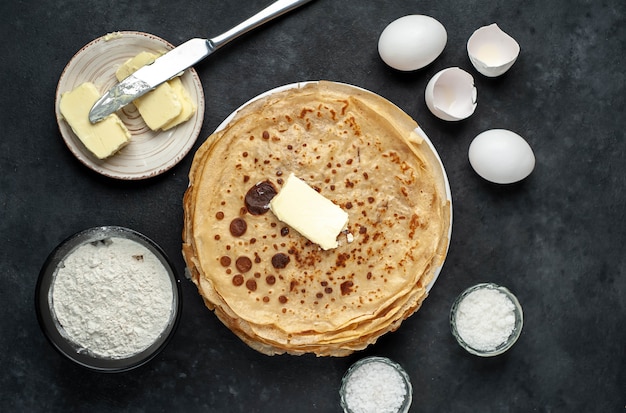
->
[339, 356, 412, 413]
[450, 283, 523, 356]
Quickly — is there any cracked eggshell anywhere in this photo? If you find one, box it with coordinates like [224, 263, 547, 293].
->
[425, 67, 477, 121]
[468, 129, 535, 184]
[378, 15, 447, 71]
[467, 23, 520, 77]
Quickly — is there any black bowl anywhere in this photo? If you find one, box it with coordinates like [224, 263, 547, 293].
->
[35, 226, 182, 372]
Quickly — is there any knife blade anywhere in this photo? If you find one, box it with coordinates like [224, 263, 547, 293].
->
[89, 0, 316, 123]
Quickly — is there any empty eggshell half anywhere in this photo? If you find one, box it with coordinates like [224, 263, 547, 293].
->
[467, 23, 520, 77]
[468, 129, 535, 184]
[425, 67, 477, 121]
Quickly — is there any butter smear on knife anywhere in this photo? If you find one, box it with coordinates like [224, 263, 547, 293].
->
[269, 173, 349, 250]
[116, 51, 196, 131]
[59, 82, 130, 159]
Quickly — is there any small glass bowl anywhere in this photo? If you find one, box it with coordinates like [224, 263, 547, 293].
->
[35, 226, 182, 372]
[339, 356, 412, 413]
[450, 283, 523, 357]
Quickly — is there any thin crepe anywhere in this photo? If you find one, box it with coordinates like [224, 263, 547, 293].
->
[182, 81, 450, 356]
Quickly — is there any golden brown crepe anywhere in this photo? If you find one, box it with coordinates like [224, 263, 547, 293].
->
[182, 81, 451, 356]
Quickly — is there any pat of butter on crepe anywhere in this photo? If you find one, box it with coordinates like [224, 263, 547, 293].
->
[270, 173, 348, 250]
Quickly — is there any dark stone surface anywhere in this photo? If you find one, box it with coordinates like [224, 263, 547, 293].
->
[1, 0, 624, 411]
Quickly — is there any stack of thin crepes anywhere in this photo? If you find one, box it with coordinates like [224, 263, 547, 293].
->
[182, 81, 451, 356]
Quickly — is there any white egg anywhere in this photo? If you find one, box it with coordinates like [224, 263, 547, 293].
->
[468, 129, 535, 184]
[378, 15, 447, 71]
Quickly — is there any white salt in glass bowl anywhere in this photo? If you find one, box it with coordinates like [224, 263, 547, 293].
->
[35, 226, 182, 372]
[339, 356, 412, 413]
[450, 283, 523, 357]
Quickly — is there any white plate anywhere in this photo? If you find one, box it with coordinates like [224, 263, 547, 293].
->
[55, 31, 205, 180]
[212, 81, 453, 292]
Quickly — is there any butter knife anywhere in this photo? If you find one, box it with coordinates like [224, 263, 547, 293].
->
[89, 0, 315, 123]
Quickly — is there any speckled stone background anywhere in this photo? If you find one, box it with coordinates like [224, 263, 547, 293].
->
[1, 0, 624, 411]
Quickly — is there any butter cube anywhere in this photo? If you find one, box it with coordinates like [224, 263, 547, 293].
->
[128, 81, 181, 130]
[116, 51, 195, 131]
[59, 82, 131, 159]
[160, 77, 196, 131]
[115, 51, 156, 80]
[269, 173, 349, 250]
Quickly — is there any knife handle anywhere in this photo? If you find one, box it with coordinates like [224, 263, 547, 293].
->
[208, 0, 316, 51]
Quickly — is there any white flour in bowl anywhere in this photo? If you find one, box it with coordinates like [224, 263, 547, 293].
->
[51, 237, 174, 359]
